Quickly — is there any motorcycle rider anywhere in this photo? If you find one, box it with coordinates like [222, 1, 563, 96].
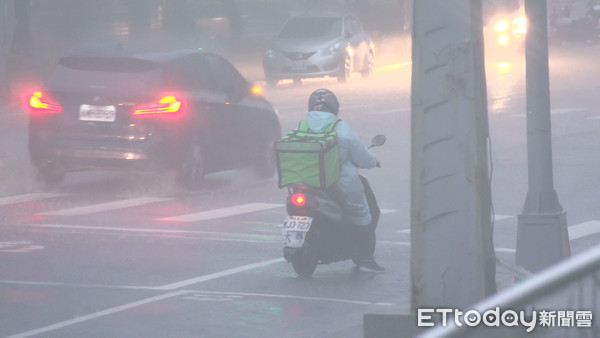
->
[302, 88, 384, 272]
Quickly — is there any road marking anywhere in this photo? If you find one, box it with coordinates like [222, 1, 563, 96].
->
[509, 107, 586, 118]
[551, 108, 586, 115]
[495, 247, 516, 253]
[0, 241, 44, 253]
[158, 203, 283, 222]
[494, 214, 513, 221]
[4, 257, 285, 337]
[38, 197, 173, 216]
[371, 108, 410, 115]
[5, 290, 193, 338]
[154, 258, 284, 290]
[0, 193, 64, 206]
[569, 221, 600, 240]
[27, 223, 280, 242]
[189, 290, 395, 306]
[397, 215, 513, 233]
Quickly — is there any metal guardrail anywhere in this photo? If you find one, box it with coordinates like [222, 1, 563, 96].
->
[418, 245, 600, 337]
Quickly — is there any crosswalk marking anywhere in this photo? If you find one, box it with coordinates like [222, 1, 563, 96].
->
[0, 193, 64, 206]
[568, 221, 600, 240]
[38, 197, 174, 216]
[4, 192, 600, 244]
[158, 203, 283, 222]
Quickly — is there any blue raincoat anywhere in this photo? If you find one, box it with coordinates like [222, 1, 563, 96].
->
[304, 110, 378, 226]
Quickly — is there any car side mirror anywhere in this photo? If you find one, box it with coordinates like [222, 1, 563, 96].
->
[369, 135, 386, 148]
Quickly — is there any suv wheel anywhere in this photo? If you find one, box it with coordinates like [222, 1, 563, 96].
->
[266, 77, 278, 87]
[337, 54, 352, 83]
[178, 138, 205, 190]
[255, 132, 279, 178]
[361, 51, 374, 78]
[37, 164, 65, 186]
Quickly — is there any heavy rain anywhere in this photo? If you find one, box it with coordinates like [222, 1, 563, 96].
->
[0, 0, 599, 337]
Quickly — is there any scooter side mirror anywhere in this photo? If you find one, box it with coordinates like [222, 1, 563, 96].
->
[370, 135, 386, 148]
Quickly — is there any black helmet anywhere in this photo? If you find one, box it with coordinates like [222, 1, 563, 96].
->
[308, 88, 339, 115]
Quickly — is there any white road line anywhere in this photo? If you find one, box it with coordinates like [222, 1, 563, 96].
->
[27, 223, 279, 242]
[569, 221, 600, 240]
[381, 208, 400, 214]
[397, 214, 513, 233]
[371, 108, 409, 115]
[158, 203, 283, 222]
[509, 107, 586, 118]
[154, 258, 284, 290]
[38, 197, 173, 216]
[191, 290, 395, 306]
[495, 247, 516, 253]
[0, 193, 64, 206]
[494, 215, 513, 221]
[5, 290, 193, 338]
[552, 108, 586, 115]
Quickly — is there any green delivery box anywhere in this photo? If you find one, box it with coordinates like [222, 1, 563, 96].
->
[275, 120, 340, 189]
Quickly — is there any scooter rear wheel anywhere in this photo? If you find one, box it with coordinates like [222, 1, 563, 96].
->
[291, 231, 319, 277]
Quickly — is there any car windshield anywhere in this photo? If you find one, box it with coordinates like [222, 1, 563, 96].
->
[278, 17, 343, 38]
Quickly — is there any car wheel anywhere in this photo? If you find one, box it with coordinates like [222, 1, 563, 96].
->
[337, 54, 352, 83]
[36, 164, 65, 186]
[361, 51, 374, 78]
[255, 131, 279, 179]
[266, 77, 278, 87]
[178, 137, 205, 190]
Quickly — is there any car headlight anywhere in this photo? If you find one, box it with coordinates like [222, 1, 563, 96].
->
[320, 42, 342, 56]
[265, 49, 276, 58]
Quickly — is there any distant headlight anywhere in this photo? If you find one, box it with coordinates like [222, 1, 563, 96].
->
[320, 42, 342, 56]
[495, 19, 509, 32]
[266, 49, 276, 58]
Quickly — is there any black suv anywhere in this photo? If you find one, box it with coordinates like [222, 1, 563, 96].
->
[28, 47, 281, 188]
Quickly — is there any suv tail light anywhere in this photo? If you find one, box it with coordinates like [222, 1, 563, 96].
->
[29, 91, 62, 113]
[132, 95, 181, 116]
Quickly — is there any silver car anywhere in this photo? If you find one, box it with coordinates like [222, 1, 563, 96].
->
[263, 13, 375, 86]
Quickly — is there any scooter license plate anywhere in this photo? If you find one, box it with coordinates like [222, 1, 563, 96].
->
[282, 216, 312, 248]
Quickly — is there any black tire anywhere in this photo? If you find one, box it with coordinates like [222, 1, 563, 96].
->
[177, 137, 205, 190]
[254, 132, 278, 179]
[266, 77, 278, 87]
[361, 51, 374, 78]
[337, 54, 352, 83]
[36, 165, 65, 186]
[291, 230, 319, 278]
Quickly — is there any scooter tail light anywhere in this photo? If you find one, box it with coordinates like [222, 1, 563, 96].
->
[291, 193, 306, 207]
[29, 91, 62, 113]
[132, 95, 181, 115]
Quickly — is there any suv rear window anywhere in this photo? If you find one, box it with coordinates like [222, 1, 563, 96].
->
[59, 56, 158, 72]
[47, 56, 163, 94]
